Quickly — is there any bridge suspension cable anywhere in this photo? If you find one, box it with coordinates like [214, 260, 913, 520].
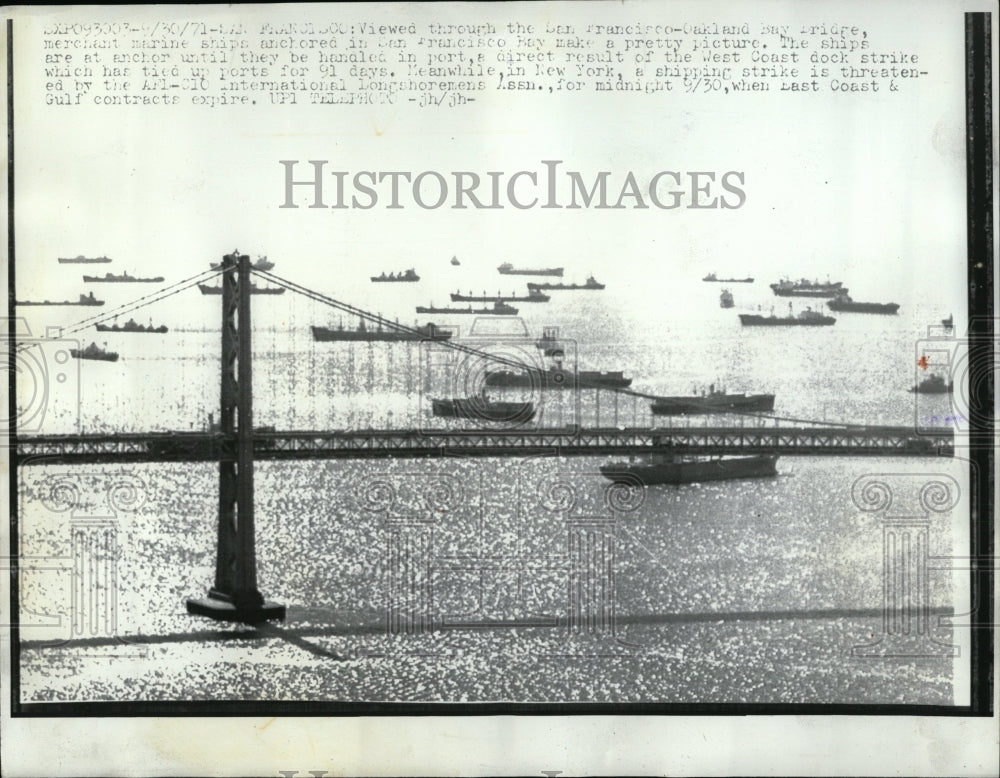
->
[17, 267, 224, 351]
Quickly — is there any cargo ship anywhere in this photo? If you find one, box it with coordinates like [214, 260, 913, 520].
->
[826, 293, 899, 314]
[451, 256, 461, 266]
[96, 318, 168, 334]
[83, 271, 165, 283]
[909, 374, 953, 394]
[70, 342, 119, 362]
[371, 269, 419, 282]
[485, 365, 632, 389]
[450, 289, 551, 303]
[416, 301, 518, 315]
[58, 255, 112, 264]
[497, 262, 563, 276]
[739, 308, 836, 326]
[650, 388, 775, 415]
[311, 321, 453, 342]
[703, 273, 754, 283]
[601, 453, 779, 485]
[17, 292, 104, 306]
[211, 255, 274, 271]
[527, 276, 605, 291]
[770, 278, 846, 298]
[198, 283, 285, 295]
[720, 289, 734, 308]
[431, 395, 535, 423]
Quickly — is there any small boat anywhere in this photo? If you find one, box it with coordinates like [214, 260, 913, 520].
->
[497, 262, 563, 276]
[371, 269, 420, 282]
[451, 256, 460, 266]
[485, 365, 632, 389]
[58, 255, 112, 264]
[415, 300, 518, 315]
[431, 394, 535, 423]
[942, 314, 954, 329]
[450, 289, 550, 303]
[601, 453, 779, 485]
[17, 292, 105, 307]
[197, 283, 285, 295]
[83, 271, 165, 283]
[826, 293, 899, 314]
[703, 273, 754, 283]
[739, 307, 836, 326]
[720, 289, 734, 308]
[650, 386, 775, 415]
[770, 278, 845, 298]
[909, 374, 954, 394]
[96, 318, 168, 334]
[527, 276, 605, 291]
[311, 321, 452, 342]
[210, 255, 274, 271]
[70, 342, 119, 362]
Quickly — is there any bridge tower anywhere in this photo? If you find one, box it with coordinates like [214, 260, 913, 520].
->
[186, 251, 285, 623]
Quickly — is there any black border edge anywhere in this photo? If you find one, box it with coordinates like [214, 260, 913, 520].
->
[5, 11, 995, 718]
[965, 10, 994, 717]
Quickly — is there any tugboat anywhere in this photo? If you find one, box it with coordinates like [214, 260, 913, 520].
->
[371, 269, 420, 282]
[770, 278, 845, 298]
[485, 364, 632, 389]
[198, 283, 285, 295]
[497, 262, 563, 276]
[601, 452, 779, 485]
[942, 313, 954, 329]
[70, 342, 119, 362]
[83, 271, 165, 283]
[526, 276, 605, 291]
[17, 292, 105, 306]
[58, 255, 112, 264]
[451, 256, 461, 266]
[431, 392, 535, 423]
[909, 374, 954, 394]
[450, 289, 550, 303]
[311, 321, 453, 342]
[96, 318, 168, 334]
[703, 273, 754, 283]
[826, 293, 899, 314]
[650, 385, 774, 415]
[211, 255, 274, 271]
[416, 300, 518, 315]
[720, 289, 734, 308]
[739, 306, 836, 326]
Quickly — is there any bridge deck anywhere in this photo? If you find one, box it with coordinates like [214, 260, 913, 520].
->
[15, 425, 955, 465]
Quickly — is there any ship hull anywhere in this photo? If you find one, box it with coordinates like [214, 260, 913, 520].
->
[198, 284, 285, 295]
[371, 278, 420, 282]
[485, 370, 632, 389]
[827, 301, 900, 314]
[739, 314, 836, 326]
[431, 398, 535, 423]
[498, 266, 563, 276]
[58, 257, 111, 264]
[95, 325, 168, 334]
[650, 393, 775, 415]
[311, 325, 451, 342]
[601, 455, 779, 485]
[416, 305, 518, 315]
[450, 292, 551, 303]
[909, 383, 954, 394]
[771, 288, 844, 298]
[527, 282, 605, 291]
[18, 299, 104, 306]
[70, 350, 119, 362]
[704, 277, 754, 283]
[83, 276, 164, 283]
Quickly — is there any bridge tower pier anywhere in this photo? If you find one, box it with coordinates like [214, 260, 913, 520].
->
[186, 251, 286, 623]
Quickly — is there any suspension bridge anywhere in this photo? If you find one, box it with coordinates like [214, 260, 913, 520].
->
[12, 251, 955, 622]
